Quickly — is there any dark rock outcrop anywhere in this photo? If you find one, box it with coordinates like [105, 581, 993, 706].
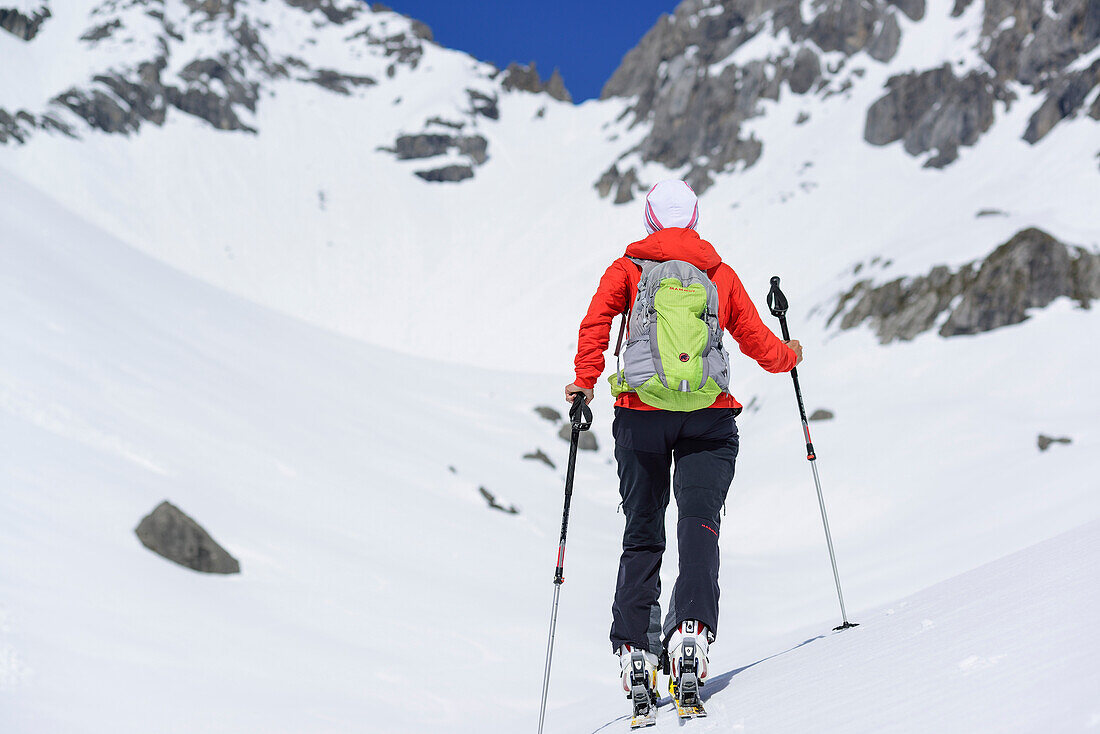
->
[3, 1, 435, 147]
[598, 0, 909, 196]
[1023, 59, 1100, 143]
[831, 228, 1100, 343]
[347, 14, 429, 70]
[80, 19, 121, 43]
[284, 0, 358, 25]
[864, 65, 1008, 167]
[595, 164, 643, 203]
[479, 486, 519, 514]
[414, 164, 474, 182]
[809, 409, 835, 421]
[614, 167, 641, 204]
[0, 107, 73, 144]
[559, 422, 598, 451]
[500, 62, 573, 102]
[867, 0, 1100, 156]
[866, 11, 901, 62]
[304, 68, 376, 95]
[887, 0, 925, 21]
[380, 95, 494, 181]
[543, 69, 572, 103]
[599, 0, 1098, 190]
[0, 108, 28, 144]
[523, 449, 556, 469]
[389, 131, 488, 180]
[0, 4, 51, 40]
[466, 89, 499, 120]
[1037, 434, 1072, 451]
[395, 133, 453, 159]
[135, 501, 240, 574]
[831, 264, 977, 342]
[788, 48, 821, 94]
[533, 406, 562, 422]
[941, 228, 1099, 335]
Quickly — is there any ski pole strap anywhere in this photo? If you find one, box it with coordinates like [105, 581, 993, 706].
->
[613, 310, 628, 358]
[569, 393, 592, 431]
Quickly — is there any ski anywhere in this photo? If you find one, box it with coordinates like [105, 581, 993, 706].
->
[670, 679, 707, 720]
[672, 694, 707, 720]
[630, 705, 658, 729]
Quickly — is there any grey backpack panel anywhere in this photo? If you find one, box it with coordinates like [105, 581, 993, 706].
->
[617, 258, 731, 394]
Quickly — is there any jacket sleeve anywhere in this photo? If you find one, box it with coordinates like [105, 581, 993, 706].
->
[724, 269, 797, 373]
[573, 259, 632, 389]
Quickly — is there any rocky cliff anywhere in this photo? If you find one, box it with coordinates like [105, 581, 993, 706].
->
[0, 0, 573, 184]
[829, 227, 1100, 342]
[597, 0, 1099, 198]
[0, 0, 430, 144]
[0, 2, 51, 41]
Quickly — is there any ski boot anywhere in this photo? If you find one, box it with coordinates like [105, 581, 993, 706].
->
[666, 620, 710, 719]
[618, 645, 659, 729]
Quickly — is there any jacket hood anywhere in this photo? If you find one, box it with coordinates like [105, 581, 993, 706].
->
[624, 228, 722, 271]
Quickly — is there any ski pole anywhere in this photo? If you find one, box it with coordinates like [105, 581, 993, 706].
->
[537, 393, 593, 734]
[767, 276, 858, 632]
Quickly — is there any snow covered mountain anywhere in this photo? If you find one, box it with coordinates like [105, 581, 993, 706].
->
[1, 0, 1098, 732]
[2, 0, 1096, 367]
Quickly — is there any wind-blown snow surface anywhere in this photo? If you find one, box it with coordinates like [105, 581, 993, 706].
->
[2, 159, 1099, 733]
[569, 519, 1100, 733]
[0, 168, 574, 732]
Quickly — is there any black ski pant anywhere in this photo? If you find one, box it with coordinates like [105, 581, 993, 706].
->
[609, 406, 739, 655]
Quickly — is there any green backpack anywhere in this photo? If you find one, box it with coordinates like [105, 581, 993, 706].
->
[609, 258, 731, 411]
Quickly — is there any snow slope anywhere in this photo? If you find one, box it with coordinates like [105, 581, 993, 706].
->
[565, 519, 1100, 734]
[0, 164, 579, 733]
[2, 144, 1098, 734]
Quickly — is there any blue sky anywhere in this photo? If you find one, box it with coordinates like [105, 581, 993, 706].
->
[380, 1, 679, 101]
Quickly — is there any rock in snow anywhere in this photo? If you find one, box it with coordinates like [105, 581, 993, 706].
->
[499, 61, 572, 103]
[135, 501, 240, 574]
[522, 448, 556, 468]
[559, 422, 598, 451]
[830, 228, 1100, 343]
[0, 3, 51, 41]
[533, 405, 562, 422]
[1037, 434, 1072, 451]
[478, 486, 518, 514]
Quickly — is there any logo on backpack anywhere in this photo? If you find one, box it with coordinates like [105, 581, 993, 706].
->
[609, 259, 730, 411]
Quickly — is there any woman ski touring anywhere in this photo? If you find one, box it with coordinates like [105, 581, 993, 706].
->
[564, 180, 802, 727]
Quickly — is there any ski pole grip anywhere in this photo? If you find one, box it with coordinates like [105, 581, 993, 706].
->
[767, 276, 789, 317]
[569, 392, 593, 431]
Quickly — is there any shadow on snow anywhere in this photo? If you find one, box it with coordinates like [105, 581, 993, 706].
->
[590, 635, 825, 733]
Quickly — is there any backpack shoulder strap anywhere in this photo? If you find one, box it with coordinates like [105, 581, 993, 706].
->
[614, 258, 656, 359]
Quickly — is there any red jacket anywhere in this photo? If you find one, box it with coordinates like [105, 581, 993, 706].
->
[573, 228, 797, 410]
